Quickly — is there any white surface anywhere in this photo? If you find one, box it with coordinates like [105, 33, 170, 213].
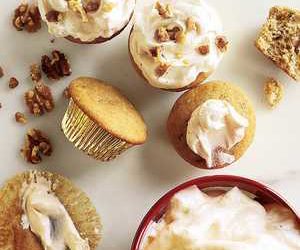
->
[0, 1, 300, 249]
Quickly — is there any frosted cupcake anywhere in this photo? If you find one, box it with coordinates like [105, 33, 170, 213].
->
[0, 171, 102, 250]
[38, 0, 135, 44]
[167, 81, 256, 169]
[129, 0, 228, 91]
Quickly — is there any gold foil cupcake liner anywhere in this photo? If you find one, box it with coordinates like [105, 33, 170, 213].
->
[62, 99, 132, 161]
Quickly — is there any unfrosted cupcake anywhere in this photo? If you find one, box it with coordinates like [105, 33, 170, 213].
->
[0, 170, 102, 250]
[129, 0, 228, 91]
[38, 0, 135, 44]
[167, 81, 256, 169]
[62, 77, 147, 161]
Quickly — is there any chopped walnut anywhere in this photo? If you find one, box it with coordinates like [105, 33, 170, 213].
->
[186, 17, 197, 32]
[15, 112, 27, 124]
[25, 82, 55, 116]
[155, 2, 173, 18]
[0, 66, 4, 78]
[155, 63, 170, 76]
[41, 50, 72, 80]
[215, 36, 229, 52]
[68, 0, 88, 22]
[46, 10, 61, 22]
[30, 64, 42, 83]
[264, 78, 284, 108]
[102, 2, 117, 12]
[84, 0, 100, 12]
[155, 27, 170, 42]
[145, 46, 162, 59]
[13, 3, 41, 33]
[198, 44, 210, 55]
[9, 77, 19, 89]
[211, 146, 235, 168]
[63, 87, 71, 99]
[21, 129, 53, 164]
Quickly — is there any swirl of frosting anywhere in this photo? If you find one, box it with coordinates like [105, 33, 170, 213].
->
[186, 99, 249, 168]
[38, 0, 135, 42]
[129, 0, 227, 89]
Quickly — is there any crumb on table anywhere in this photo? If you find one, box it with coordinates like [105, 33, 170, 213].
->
[264, 78, 284, 108]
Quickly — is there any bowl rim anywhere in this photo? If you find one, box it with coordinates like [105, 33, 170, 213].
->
[131, 174, 300, 250]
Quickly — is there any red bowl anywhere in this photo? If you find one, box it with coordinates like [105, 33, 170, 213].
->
[131, 175, 300, 250]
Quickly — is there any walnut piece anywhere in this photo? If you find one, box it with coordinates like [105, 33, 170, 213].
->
[13, 3, 41, 33]
[215, 36, 229, 52]
[21, 129, 52, 164]
[155, 63, 170, 76]
[264, 78, 284, 108]
[186, 17, 201, 32]
[83, 0, 100, 12]
[9, 77, 19, 89]
[63, 87, 71, 99]
[155, 26, 185, 44]
[15, 112, 27, 124]
[41, 50, 72, 80]
[198, 44, 210, 55]
[46, 10, 61, 22]
[30, 64, 42, 83]
[145, 46, 162, 58]
[25, 82, 55, 116]
[0, 66, 4, 78]
[155, 2, 173, 18]
[155, 27, 170, 42]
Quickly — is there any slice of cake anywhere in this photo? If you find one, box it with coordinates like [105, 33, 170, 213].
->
[255, 6, 300, 81]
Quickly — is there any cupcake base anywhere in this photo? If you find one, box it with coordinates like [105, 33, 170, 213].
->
[62, 99, 132, 161]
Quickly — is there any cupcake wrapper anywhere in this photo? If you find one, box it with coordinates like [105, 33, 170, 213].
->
[62, 99, 132, 161]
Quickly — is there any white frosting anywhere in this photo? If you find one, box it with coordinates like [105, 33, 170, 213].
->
[130, 0, 225, 89]
[38, 0, 135, 42]
[21, 178, 90, 250]
[142, 186, 300, 250]
[186, 99, 248, 168]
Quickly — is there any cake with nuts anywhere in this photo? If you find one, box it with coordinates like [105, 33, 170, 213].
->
[255, 6, 300, 81]
[61, 77, 147, 161]
[38, 0, 135, 44]
[167, 81, 256, 169]
[129, 0, 228, 91]
[0, 170, 102, 250]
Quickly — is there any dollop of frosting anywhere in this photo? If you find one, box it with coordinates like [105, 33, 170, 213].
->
[21, 178, 90, 250]
[129, 0, 227, 89]
[142, 186, 300, 250]
[186, 99, 248, 168]
[38, 0, 135, 42]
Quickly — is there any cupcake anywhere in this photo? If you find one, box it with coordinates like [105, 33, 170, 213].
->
[62, 77, 147, 161]
[0, 171, 102, 250]
[129, 0, 228, 91]
[167, 81, 256, 169]
[38, 0, 135, 44]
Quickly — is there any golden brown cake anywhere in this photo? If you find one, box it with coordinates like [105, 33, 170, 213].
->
[167, 81, 256, 169]
[0, 171, 102, 250]
[255, 6, 300, 81]
[62, 77, 147, 161]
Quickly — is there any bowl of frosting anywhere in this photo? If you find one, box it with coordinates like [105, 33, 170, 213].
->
[131, 175, 300, 250]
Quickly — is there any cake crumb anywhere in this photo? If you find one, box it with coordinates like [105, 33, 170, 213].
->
[15, 112, 27, 124]
[264, 78, 284, 108]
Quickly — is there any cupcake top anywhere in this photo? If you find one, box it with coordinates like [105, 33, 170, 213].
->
[130, 0, 227, 89]
[186, 99, 249, 168]
[142, 186, 300, 249]
[69, 77, 147, 145]
[38, 0, 135, 42]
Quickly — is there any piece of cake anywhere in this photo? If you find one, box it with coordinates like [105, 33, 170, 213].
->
[255, 6, 300, 81]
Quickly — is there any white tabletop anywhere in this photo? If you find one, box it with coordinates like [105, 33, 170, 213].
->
[0, 0, 300, 249]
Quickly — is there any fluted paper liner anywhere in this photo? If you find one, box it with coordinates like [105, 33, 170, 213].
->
[0, 171, 102, 250]
[62, 99, 132, 161]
